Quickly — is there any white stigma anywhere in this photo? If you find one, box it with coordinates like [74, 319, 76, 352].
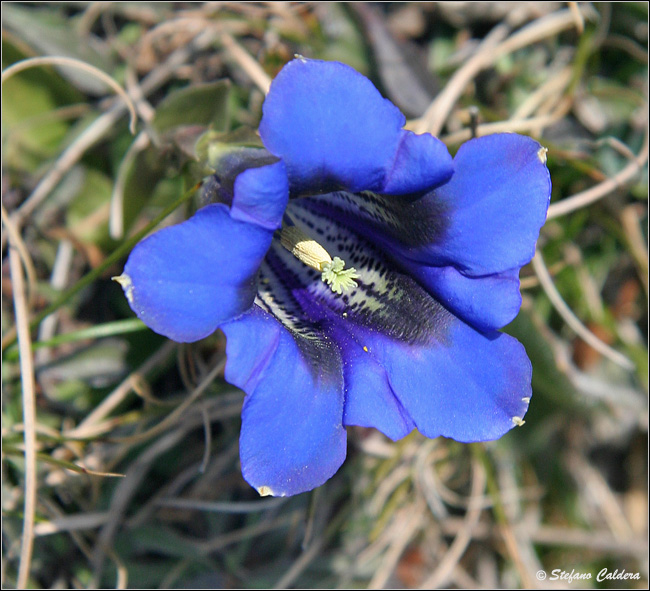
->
[321, 257, 359, 294]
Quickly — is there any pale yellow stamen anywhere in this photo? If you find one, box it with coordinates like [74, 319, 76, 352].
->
[280, 225, 331, 272]
[280, 226, 359, 294]
[512, 416, 526, 427]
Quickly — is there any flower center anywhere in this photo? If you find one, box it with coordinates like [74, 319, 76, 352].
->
[279, 225, 359, 294]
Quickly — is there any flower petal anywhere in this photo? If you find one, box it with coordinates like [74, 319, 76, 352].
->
[122, 206, 266, 341]
[259, 59, 452, 195]
[311, 135, 549, 276]
[336, 328, 415, 441]
[221, 306, 347, 497]
[404, 264, 523, 332]
[418, 133, 551, 275]
[381, 130, 453, 195]
[341, 314, 532, 442]
[121, 163, 288, 342]
[229, 160, 288, 230]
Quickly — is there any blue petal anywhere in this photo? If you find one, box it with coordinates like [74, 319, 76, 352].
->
[122, 205, 268, 342]
[298, 134, 549, 276]
[336, 328, 415, 441]
[229, 160, 288, 230]
[340, 315, 532, 442]
[404, 264, 523, 332]
[221, 306, 347, 497]
[381, 130, 453, 195]
[259, 59, 452, 195]
[415, 133, 551, 275]
[121, 163, 288, 342]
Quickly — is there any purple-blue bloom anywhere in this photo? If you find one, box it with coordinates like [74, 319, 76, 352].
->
[118, 59, 551, 497]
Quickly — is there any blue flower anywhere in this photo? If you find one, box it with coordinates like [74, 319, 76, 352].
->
[117, 59, 551, 497]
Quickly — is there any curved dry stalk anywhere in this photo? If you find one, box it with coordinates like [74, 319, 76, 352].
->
[1, 56, 138, 134]
[105, 357, 226, 445]
[12, 104, 134, 229]
[1, 204, 38, 308]
[568, 1, 585, 34]
[532, 249, 635, 370]
[491, 5, 594, 61]
[512, 66, 573, 120]
[9, 29, 218, 232]
[90, 427, 188, 585]
[7, 245, 37, 589]
[109, 131, 151, 239]
[547, 125, 649, 219]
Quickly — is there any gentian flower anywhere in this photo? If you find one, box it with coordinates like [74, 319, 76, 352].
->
[116, 59, 551, 497]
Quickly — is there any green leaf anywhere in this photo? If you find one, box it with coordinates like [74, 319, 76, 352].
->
[120, 144, 184, 235]
[152, 80, 231, 134]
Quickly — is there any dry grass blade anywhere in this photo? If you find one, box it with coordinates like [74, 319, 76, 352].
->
[221, 32, 272, 94]
[197, 512, 301, 555]
[91, 427, 189, 585]
[547, 126, 649, 219]
[491, 5, 594, 60]
[105, 357, 226, 445]
[273, 530, 329, 590]
[109, 131, 151, 239]
[511, 66, 573, 120]
[568, 1, 585, 34]
[620, 205, 649, 294]
[154, 497, 286, 514]
[9, 29, 218, 230]
[369, 499, 427, 589]
[418, 458, 486, 589]
[1, 204, 38, 308]
[64, 340, 176, 439]
[412, 23, 509, 136]
[7, 245, 37, 589]
[12, 102, 133, 228]
[412, 5, 592, 136]
[532, 249, 635, 370]
[440, 105, 571, 145]
[34, 512, 110, 537]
